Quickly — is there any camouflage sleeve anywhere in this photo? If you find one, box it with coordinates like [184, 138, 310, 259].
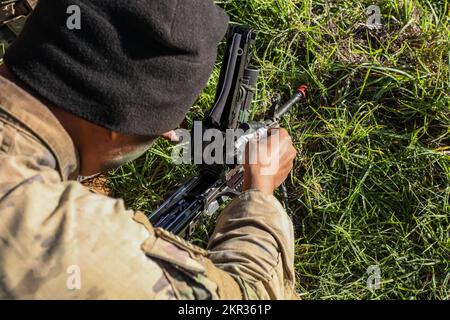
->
[0, 110, 240, 300]
[0, 180, 240, 299]
[207, 190, 298, 300]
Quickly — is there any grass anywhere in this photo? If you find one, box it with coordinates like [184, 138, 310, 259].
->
[109, 0, 450, 299]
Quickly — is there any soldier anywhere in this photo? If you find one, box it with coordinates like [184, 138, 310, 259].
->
[0, 0, 298, 299]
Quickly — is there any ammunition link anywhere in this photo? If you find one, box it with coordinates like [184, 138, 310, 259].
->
[0, 0, 35, 59]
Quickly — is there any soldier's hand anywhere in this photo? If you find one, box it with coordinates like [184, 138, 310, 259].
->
[243, 128, 297, 195]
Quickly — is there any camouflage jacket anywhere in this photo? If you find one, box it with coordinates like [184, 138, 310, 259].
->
[0, 0, 36, 60]
[0, 74, 297, 299]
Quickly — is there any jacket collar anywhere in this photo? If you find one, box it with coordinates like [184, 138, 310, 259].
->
[0, 74, 79, 180]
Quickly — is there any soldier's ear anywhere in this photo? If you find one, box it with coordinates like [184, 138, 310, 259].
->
[161, 130, 180, 142]
[110, 131, 119, 140]
[109, 131, 123, 144]
[108, 130, 142, 146]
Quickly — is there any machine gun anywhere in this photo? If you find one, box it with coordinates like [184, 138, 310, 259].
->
[147, 25, 307, 238]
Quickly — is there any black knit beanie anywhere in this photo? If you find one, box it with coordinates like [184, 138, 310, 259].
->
[4, 0, 229, 136]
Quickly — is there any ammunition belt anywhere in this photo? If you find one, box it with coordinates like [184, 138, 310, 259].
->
[1, 0, 36, 35]
[0, 0, 36, 58]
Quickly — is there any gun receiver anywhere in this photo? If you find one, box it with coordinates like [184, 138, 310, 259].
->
[205, 25, 258, 130]
[147, 26, 307, 238]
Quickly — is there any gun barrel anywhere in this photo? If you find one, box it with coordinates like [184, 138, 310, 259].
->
[274, 85, 308, 119]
